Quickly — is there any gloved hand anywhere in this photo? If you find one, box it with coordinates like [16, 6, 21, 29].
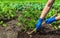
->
[45, 16, 56, 24]
[36, 18, 43, 30]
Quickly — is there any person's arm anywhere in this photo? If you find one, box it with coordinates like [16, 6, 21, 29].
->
[36, 0, 55, 29]
[40, 0, 55, 19]
[45, 16, 60, 24]
[56, 16, 60, 20]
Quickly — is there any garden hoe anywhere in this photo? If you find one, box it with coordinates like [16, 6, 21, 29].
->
[27, 22, 50, 35]
[27, 13, 58, 35]
[27, 22, 56, 35]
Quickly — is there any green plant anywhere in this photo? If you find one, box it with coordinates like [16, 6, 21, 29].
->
[0, 2, 60, 31]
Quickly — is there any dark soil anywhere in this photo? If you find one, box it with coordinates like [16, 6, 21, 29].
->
[0, 17, 60, 38]
[17, 25, 60, 38]
[17, 31, 60, 38]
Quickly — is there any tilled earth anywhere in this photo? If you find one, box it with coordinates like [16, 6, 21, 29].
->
[17, 26, 60, 38]
[0, 17, 60, 38]
[17, 31, 60, 38]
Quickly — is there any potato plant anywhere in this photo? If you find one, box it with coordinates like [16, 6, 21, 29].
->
[0, 2, 60, 31]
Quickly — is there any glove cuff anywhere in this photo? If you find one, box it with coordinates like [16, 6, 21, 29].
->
[38, 18, 43, 21]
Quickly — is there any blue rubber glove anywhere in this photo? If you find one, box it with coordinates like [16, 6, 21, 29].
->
[36, 18, 43, 30]
[45, 17, 56, 24]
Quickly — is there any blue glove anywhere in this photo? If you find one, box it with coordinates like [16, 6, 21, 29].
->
[36, 18, 43, 30]
[45, 17, 56, 24]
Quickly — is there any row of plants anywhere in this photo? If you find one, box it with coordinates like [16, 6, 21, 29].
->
[0, 2, 60, 31]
